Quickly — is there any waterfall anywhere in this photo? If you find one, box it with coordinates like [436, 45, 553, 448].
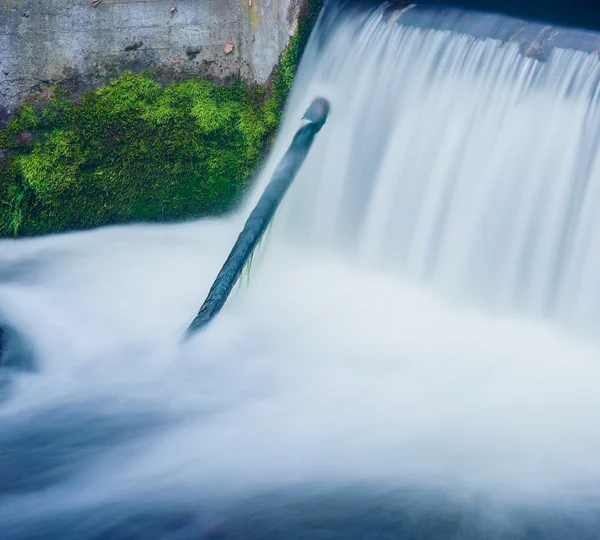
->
[3, 3, 600, 539]
[257, 3, 600, 334]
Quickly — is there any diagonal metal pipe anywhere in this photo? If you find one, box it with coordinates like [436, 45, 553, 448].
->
[184, 97, 330, 337]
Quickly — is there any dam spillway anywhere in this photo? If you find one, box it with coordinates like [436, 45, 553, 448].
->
[2, 1, 600, 538]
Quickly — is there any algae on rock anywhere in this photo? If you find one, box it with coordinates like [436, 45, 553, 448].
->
[0, 0, 323, 237]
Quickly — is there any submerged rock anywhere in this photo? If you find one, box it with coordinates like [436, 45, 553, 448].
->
[0, 323, 34, 402]
[0, 324, 34, 372]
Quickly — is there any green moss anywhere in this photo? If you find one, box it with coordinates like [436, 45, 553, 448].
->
[0, 0, 324, 238]
[0, 73, 275, 236]
[266, 0, 324, 126]
[15, 129, 86, 200]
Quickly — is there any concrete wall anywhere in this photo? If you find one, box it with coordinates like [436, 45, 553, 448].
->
[0, 0, 306, 114]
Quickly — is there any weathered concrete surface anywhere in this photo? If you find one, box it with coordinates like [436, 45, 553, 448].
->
[0, 0, 306, 114]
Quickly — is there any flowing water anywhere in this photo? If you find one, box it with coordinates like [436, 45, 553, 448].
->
[3, 3, 600, 538]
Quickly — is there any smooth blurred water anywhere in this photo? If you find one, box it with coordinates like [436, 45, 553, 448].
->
[3, 4, 600, 539]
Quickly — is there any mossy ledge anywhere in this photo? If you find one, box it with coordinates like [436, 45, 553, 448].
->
[0, 0, 323, 238]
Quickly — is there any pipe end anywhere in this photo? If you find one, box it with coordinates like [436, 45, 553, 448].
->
[302, 97, 330, 132]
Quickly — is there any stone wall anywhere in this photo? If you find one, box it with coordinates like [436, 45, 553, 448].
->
[0, 0, 306, 114]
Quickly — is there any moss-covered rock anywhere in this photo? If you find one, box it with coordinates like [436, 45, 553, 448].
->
[0, 0, 323, 237]
[0, 73, 277, 236]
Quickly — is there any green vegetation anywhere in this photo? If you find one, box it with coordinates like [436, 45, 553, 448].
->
[0, 76, 276, 237]
[0, 0, 323, 237]
[267, 0, 323, 124]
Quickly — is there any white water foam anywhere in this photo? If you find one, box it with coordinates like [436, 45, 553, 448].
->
[2, 4, 600, 538]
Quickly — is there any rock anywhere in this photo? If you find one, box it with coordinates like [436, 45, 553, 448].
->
[0, 0, 311, 115]
[0, 324, 35, 371]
